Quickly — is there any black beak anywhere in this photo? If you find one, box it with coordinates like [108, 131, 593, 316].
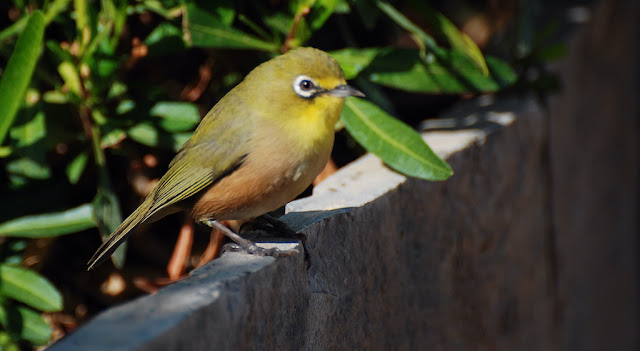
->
[326, 84, 365, 98]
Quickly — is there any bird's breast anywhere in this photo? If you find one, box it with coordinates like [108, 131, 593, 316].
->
[190, 123, 334, 222]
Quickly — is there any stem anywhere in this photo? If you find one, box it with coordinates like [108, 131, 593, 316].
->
[280, 6, 311, 53]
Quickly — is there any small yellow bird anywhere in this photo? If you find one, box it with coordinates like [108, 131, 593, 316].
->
[88, 47, 364, 270]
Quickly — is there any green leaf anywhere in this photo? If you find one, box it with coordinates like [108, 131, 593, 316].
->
[43, 0, 73, 25]
[308, 0, 338, 31]
[0, 303, 51, 345]
[377, 1, 437, 51]
[0, 11, 45, 146]
[150, 102, 201, 132]
[0, 264, 63, 312]
[330, 47, 380, 79]
[74, 0, 90, 44]
[341, 98, 453, 181]
[128, 123, 192, 151]
[91, 125, 126, 268]
[92, 188, 126, 268]
[0, 146, 12, 158]
[485, 55, 518, 88]
[0, 204, 96, 238]
[186, 0, 235, 27]
[100, 128, 126, 149]
[6, 157, 51, 180]
[9, 111, 46, 148]
[46, 39, 74, 64]
[185, 2, 278, 51]
[42, 90, 69, 104]
[66, 151, 89, 184]
[364, 49, 515, 94]
[407, 0, 489, 75]
[58, 61, 83, 98]
[145, 22, 186, 56]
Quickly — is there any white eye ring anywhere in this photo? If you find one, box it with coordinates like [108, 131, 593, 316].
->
[293, 75, 318, 98]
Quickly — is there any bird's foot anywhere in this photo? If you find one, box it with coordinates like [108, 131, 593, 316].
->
[221, 240, 298, 257]
[204, 220, 299, 258]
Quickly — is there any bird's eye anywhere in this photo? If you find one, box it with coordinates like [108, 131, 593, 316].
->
[293, 75, 318, 98]
[299, 79, 314, 91]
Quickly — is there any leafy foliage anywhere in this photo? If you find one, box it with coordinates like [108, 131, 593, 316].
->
[0, 0, 547, 347]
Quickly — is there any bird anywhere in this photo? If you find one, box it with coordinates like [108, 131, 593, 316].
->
[87, 47, 365, 270]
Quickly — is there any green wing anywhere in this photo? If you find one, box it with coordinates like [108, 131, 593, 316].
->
[147, 140, 247, 215]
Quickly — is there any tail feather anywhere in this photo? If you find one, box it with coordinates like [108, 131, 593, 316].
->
[87, 198, 155, 270]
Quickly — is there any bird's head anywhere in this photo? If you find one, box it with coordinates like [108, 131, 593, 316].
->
[241, 47, 364, 130]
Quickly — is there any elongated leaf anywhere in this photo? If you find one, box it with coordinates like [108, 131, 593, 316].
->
[58, 61, 82, 98]
[0, 303, 51, 345]
[0, 264, 62, 312]
[150, 102, 201, 132]
[100, 128, 126, 149]
[364, 49, 515, 93]
[187, 24, 278, 51]
[66, 151, 89, 184]
[91, 125, 126, 268]
[341, 98, 453, 181]
[407, 0, 488, 75]
[6, 157, 51, 180]
[92, 188, 126, 268]
[0, 11, 45, 146]
[185, 2, 277, 51]
[377, 1, 437, 51]
[0, 204, 95, 238]
[330, 48, 381, 79]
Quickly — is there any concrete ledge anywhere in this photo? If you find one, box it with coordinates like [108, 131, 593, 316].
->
[51, 96, 553, 350]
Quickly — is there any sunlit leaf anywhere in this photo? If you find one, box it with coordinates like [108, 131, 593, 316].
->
[66, 151, 89, 184]
[341, 98, 453, 181]
[57, 61, 82, 97]
[0, 11, 44, 146]
[150, 102, 201, 132]
[42, 90, 69, 104]
[0, 264, 62, 312]
[100, 128, 126, 149]
[9, 111, 46, 148]
[0, 204, 95, 238]
[6, 157, 51, 180]
[184, 2, 277, 51]
[128, 123, 192, 151]
[330, 47, 381, 79]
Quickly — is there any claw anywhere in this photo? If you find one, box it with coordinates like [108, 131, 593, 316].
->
[204, 219, 300, 258]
